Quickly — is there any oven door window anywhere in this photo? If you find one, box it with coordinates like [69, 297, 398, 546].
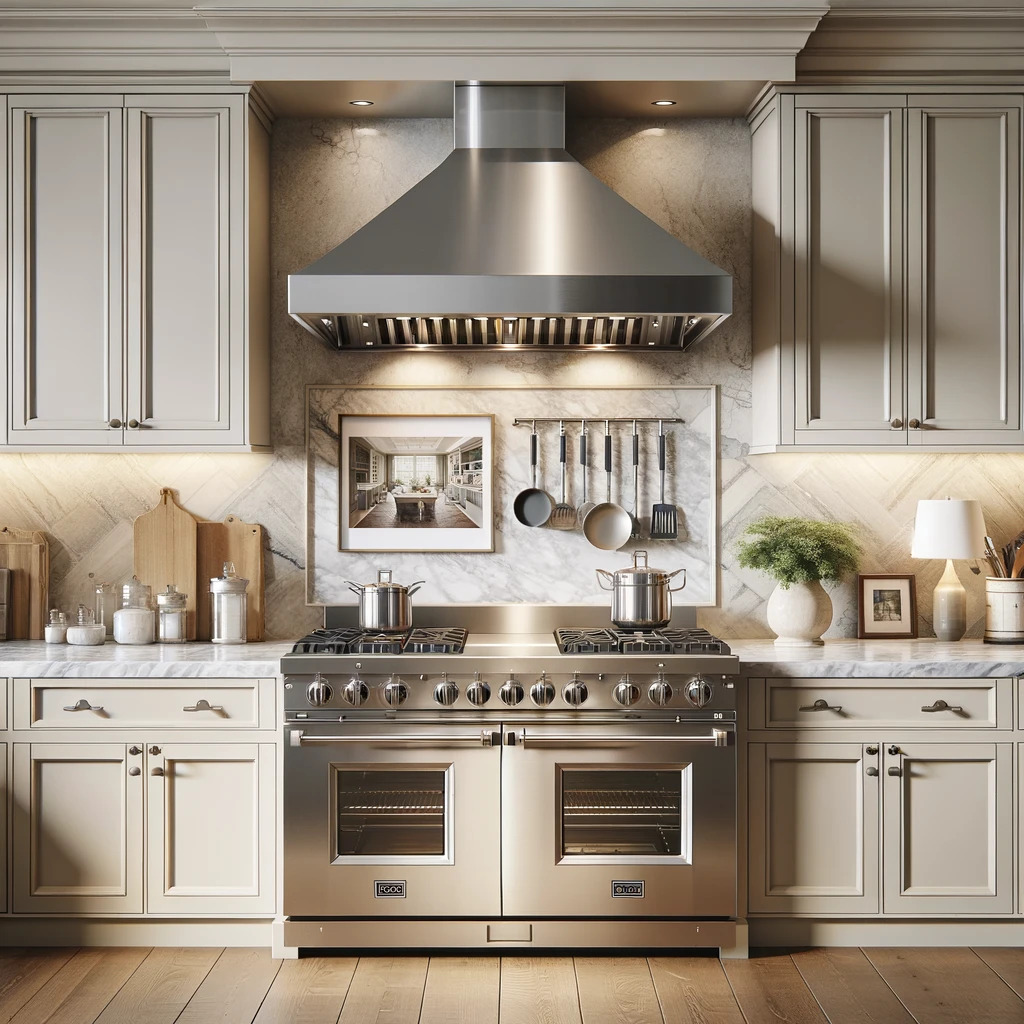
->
[333, 765, 452, 864]
[559, 767, 692, 864]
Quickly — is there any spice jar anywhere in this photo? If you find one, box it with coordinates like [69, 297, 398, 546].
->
[44, 609, 67, 644]
[114, 576, 155, 645]
[66, 605, 106, 646]
[93, 581, 119, 639]
[157, 584, 187, 644]
[210, 562, 248, 645]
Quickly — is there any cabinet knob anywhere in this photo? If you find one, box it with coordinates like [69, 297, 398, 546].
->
[908, 418, 921, 429]
[128, 767, 141, 777]
[866, 766, 879, 777]
[890, 417, 903, 429]
[888, 766, 902, 776]
[109, 418, 122, 429]
[151, 767, 164, 777]
[887, 745, 900, 755]
[127, 419, 140, 429]
[129, 746, 142, 756]
[866, 745, 878, 755]
[149, 745, 161, 755]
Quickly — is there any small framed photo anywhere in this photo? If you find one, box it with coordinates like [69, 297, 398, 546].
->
[858, 574, 918, 639]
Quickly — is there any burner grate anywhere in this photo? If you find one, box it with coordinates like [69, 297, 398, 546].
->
[554, 626, 731, 656]
[611, 629, 672, 654]
[352, 633, 406, 655]
[290, 626, 467, 655]
[291, 627, 363, 654]
[403, 628, 468, 654]
[554, 628, 619, 655]
[657, 628, 731, 655]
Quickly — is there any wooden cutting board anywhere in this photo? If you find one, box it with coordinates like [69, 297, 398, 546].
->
[0, 527, 48, 640]
[133, 489, 199, 640]
[196, 515, 265, 642]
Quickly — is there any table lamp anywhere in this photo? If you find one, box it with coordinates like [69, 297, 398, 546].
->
[910, 498, 987, 641]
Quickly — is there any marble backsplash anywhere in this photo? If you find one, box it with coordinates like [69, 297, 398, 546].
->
[1, 113, 1023, 639]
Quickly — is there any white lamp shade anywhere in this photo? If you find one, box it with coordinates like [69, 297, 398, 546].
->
[910, 498, 988, 560]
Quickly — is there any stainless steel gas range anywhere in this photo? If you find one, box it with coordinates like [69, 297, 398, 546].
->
[280, 606, 739, 953]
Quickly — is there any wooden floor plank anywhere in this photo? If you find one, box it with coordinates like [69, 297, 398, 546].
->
[791, 948, 916, 1024]
[251, 958, 357, 1024]
[648, 957, 745, 1024]
[176, 949, 281, 1024]
[337, 957, 428, 1024]
[973, 949, 1024, 1002]
[500, 957, 582, 1024]
[865, 947, 1024, 1024]
[574, 957, 663, 1024]
[722, 955, 829, 1024]
[418, 958, 499, 1024]
[92, 948, 221, 1024]
[9, 948, 149, 1024]
[0, 949, 78, 1023]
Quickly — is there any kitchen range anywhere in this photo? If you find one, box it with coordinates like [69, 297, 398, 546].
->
[281, 598, 740, 952]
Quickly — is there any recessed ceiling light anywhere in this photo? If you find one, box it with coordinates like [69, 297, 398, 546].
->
[651, 99, 676, 107]
[350, 100, 374, 107]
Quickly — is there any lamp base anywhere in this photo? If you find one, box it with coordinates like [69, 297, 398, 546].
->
[933, 558, 967, 641]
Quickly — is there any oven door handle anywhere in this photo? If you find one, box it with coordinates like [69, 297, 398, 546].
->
[513, 728, 731, 748]
[290, 730, 501, 747]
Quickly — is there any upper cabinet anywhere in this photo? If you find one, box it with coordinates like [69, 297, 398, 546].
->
[6, 91, 270, 451]
[751, 90, 1023, 452]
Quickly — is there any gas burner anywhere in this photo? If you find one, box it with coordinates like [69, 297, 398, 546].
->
[352, 633, 406, 655]
[291, 627, 363, 654]
[290, 626, 467, 655]
[554, 628, 619, 654]
[658, 628, 731, 655]
[610, 629, 672, 654]
[403, 628, 468, 654]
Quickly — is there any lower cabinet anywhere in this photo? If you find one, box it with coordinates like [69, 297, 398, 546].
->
[749, 739, 1014, 916]
[13, 740, 274, 915]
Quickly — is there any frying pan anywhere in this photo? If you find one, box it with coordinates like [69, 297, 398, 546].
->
[582, 420, 633, 551]
[512, 421, 554, 528]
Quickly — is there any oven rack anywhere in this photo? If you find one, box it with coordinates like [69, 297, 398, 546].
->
[563, 789, 679, 814]
[339, 790, 444, 814]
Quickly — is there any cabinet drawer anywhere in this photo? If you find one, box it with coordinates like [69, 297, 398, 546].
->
[749, 678, 1009, 730]
[14, 678, 274, 730]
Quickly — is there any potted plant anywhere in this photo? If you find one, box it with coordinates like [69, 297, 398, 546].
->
[736, 516, 861, 646]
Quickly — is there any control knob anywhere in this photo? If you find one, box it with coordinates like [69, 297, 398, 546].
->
[433, 672, 459, 707]
[343, 677, 369, 706]
[500, 677, 524, 706]
[648, 674, 673, 706]
[613, 676, 641, 707]
[562, 672, 588, 707]
[306, 674, 333, 707]
[685, 676, 713, 708]
[467, 673, 491, 706]
[530, 673, 555, 707]
[381, 676, 407, 707]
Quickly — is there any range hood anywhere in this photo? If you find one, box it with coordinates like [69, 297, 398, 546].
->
[288, 84, 732, 352]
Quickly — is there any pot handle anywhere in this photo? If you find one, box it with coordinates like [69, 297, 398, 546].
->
[633, 550, 649, 568]
[405, 581, 426, 596]
[377, 569, 393, 584]
[345, 581, 364, 596]
[668, 568, 688, 592]
[595, 569, 615, 591]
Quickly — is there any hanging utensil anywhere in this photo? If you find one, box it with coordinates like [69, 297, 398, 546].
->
[582, 420, 633, 551]
[549, 420, 577, 530]
[576, 420, 596, 526]
[649, 419, 679, 540]
[512, 421, 554, 528]
[628, 419, 642, 540]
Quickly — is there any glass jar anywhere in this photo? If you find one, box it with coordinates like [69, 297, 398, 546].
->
[66, 604, 106, 646]
[44, 609, 67, 644]
[157, 584, 187, 644]
[93, 581, 119, 639]
[210, 562, 248, 645]
[114, 576, 155, 645]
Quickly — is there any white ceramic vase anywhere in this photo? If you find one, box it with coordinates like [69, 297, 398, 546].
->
[765, 579, 833, 646]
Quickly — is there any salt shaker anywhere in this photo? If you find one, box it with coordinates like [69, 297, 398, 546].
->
[157, 584, 187, 644]
[94, 581, 119, 639]
[210, 562, 248, 645]
[114, 576, 155, 645]
[44, 609, 67, 644]
[66, 605, 106, 646]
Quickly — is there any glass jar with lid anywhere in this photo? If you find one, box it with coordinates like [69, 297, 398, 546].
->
[93, 581, 119, 639]
[210, 562, 248, 645]
[114, 576, 155, 645]
[156, 584, 187, 644]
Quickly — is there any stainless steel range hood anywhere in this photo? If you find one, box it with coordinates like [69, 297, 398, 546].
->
[288, 84, 732, 351]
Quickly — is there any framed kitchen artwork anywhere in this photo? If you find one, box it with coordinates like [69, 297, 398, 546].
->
[339, 414, 494, 553]
[857, 573, 918, 639]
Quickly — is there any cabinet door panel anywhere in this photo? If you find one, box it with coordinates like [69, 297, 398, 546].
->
[12, 743, 143, 913]
[125, 98, 239, 443]
[793, 105, 905, 444]
[147, 743, 273, 914]
[907, 100, 1023, 442]
[748, 743, 879, 914]
[9, 100, 124, 444]
[883, 742, 1012, 914]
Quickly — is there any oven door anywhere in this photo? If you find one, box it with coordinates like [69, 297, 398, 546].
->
[284, 721, 502, 917]
[501, 720, 736, 919]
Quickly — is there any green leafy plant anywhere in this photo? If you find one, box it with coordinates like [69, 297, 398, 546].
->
[736, 516, 860, 588]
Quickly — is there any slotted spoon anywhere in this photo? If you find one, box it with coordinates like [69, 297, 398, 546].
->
[549, 420, 576, 530]
[628, 419, 642, 540]
[650, 419, 679, 539]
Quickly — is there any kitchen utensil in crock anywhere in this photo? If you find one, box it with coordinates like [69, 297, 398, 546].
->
[576, 420, 597, 526]
[582, 421, 633, 551]
[346, 569, 425, 632]
[649, 419, 679, 540]
[512, 421, 554, 528]
[1011, 546, 1024, 580]
[628, 419, 642, 540]
[595, 549, 687, 629]
[549, 420, 577, 530]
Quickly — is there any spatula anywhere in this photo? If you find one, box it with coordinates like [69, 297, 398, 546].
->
[650, 419, 679, 540]
[549, 420, 577, 530]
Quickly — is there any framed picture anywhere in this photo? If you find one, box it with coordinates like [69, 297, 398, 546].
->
[339, 414, 494, 553]
[857, 574, 918, 639]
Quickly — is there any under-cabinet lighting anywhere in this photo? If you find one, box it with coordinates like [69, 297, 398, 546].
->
[651, 99, 676, 107]
[350, 100, 374, 107]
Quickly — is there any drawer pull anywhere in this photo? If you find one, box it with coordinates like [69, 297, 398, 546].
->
[866, 766, 879, 777]
[128, 767, 141, 777]
[63, 699, 103, 713]
[921, 699, 964, 714]
[182, 699, 224, 713]
[799, 699, 843, 713]
[888, 766, 902, 776]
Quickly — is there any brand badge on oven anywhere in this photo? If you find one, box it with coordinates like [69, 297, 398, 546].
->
[611, 880, 645, 898]
[374, 880, 407, 899]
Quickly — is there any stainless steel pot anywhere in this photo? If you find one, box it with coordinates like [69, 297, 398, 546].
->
[346, 570, 425, 632]
[595, 550, 686, 629]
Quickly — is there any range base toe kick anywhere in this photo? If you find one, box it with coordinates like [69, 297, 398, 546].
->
[281, 615, 740, 953]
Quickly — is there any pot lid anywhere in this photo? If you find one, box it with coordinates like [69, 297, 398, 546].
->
[611, 550, 675, 585]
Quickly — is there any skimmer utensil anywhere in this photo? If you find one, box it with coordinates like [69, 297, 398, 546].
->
[628, 419, 642, 540]
[576, 420, 596, 526]
[649, 419, 679, 540]
[582, 420, 633, 551]
[549, 420, 577, 530]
